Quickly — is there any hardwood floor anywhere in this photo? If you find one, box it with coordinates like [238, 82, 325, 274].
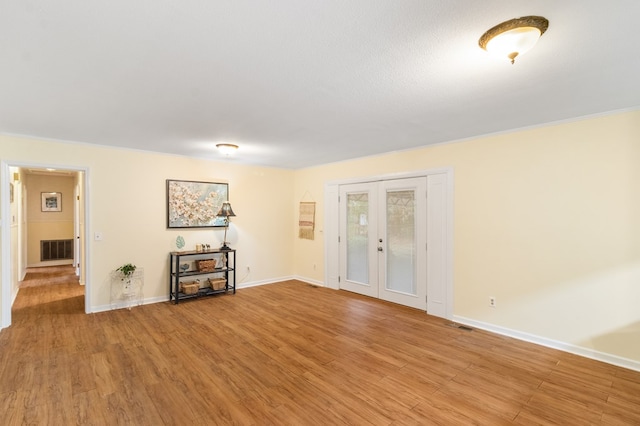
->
[1, 267, 639, 425]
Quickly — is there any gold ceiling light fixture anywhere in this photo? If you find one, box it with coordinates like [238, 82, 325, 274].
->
[479, 16, 549, 64]
[216, 143, 239, 156]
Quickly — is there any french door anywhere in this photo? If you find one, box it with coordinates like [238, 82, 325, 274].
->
[339, 177, 427, 310]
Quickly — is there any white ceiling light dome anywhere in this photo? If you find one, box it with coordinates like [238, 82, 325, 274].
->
[216, 143, 239, 156]
[479, 16, 549, 64]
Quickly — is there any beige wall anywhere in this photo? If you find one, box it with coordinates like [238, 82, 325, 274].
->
[0, 138, 295, 311]
[1, 109, 638, 366]
[293, 110, 640, 363]
[25, 174, 75, 265]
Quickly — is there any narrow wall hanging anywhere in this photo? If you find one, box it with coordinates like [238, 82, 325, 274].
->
[298, 202, 316, 240]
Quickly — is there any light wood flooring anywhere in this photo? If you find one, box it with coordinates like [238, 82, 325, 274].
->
[1, 266, 639, 425]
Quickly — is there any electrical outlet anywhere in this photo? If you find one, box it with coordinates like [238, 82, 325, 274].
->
[489, 296, 496, 308]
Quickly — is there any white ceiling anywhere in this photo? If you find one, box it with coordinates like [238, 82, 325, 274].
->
[1, 1, 639, 169]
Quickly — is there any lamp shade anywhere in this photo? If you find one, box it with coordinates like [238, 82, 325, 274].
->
[479, 16, 549, 64]
[217, 201, 236, 218]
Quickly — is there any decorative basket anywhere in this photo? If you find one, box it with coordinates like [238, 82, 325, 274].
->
[179, 280, 200, 295]
[207, 278, 227, 291]
[196, 259, 216, 272]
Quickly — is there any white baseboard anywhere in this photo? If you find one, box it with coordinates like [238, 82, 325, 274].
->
[89, 277, 324, 312]
[237, 275, 294, 289]
[89, 279, 293, 312]
[11, 286, 19, 306]
[27, 260, 74, 268]
[236, 275, 326, 288]
[291, 275, 325, 287]
[453, 315, 640, 373]
[91, 295, 169, 313]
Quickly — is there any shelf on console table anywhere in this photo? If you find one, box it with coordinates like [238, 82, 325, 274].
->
[169, 248, 236, 304]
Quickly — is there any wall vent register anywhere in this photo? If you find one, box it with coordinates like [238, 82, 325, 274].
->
[40, 239, 73, 261]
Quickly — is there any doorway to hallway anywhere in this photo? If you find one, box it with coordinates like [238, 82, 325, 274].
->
[1, 162, 90, 329]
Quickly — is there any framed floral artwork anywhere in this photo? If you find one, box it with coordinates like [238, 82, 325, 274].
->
[166, 180, 228, 228]
[41, 192, 62, 212]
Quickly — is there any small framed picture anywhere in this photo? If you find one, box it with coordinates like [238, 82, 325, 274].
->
[41, 192, 62, 212]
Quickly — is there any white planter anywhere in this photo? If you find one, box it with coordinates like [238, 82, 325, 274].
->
[110, 268, 144, 310]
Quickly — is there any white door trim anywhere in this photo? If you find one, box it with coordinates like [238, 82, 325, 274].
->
[324, 167, 454, 319]
[1, 161, 91, 329]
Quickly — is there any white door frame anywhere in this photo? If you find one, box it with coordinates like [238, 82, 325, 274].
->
[324, 167, 454, 319]
[74, 182, 80, 276]
[1, 161, 91, 329]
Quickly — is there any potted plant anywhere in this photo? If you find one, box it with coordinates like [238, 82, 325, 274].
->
[111, 263, 143, 310]
[116, 263, 137, 284]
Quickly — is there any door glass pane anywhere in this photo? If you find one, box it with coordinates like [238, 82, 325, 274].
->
[347, 193, 369, 284]
[386, 190, 416, 294]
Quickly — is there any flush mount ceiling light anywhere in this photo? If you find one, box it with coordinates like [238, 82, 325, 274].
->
[479, 16, 549, 64]
[216, 143, 239, 156]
